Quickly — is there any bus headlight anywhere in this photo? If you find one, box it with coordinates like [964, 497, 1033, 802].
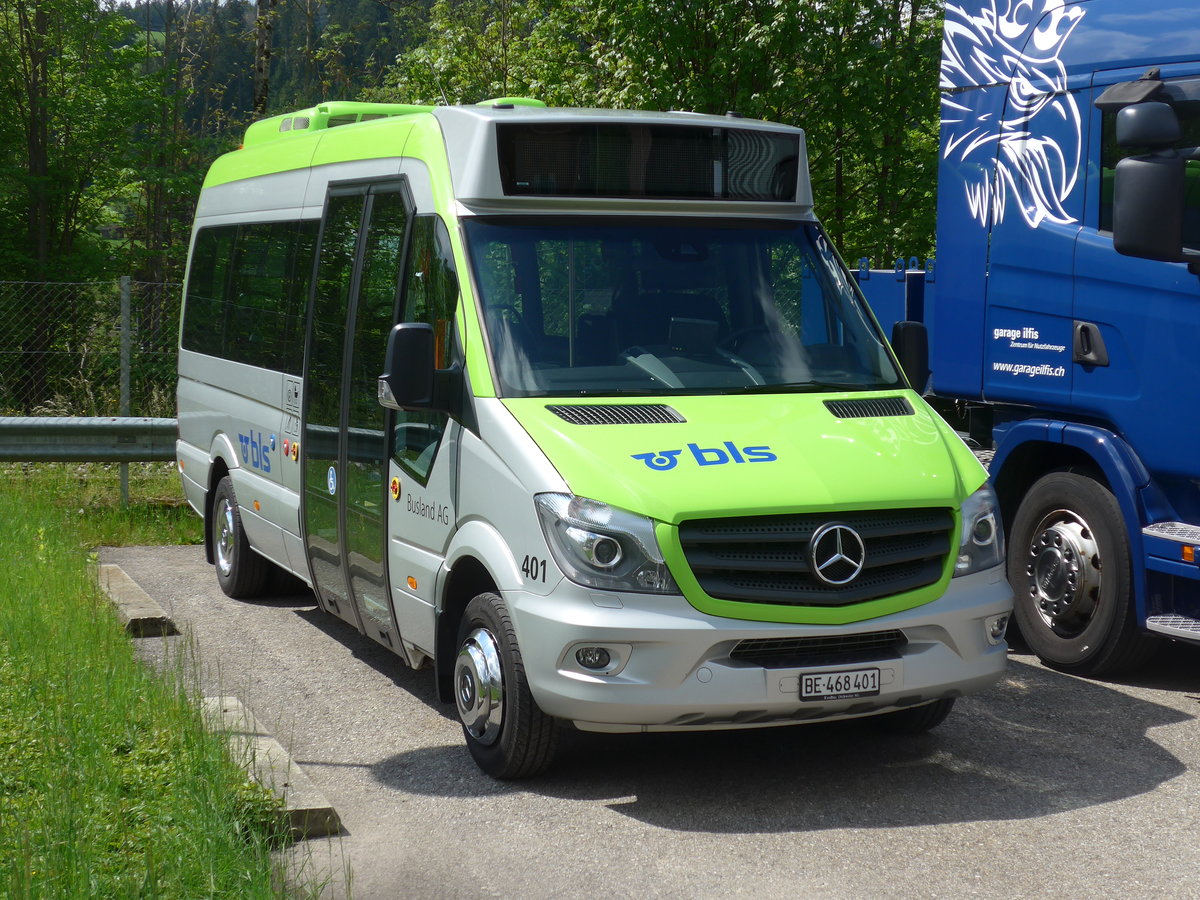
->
[954, 483, 1005, 577]
[535, 493, 678, 593]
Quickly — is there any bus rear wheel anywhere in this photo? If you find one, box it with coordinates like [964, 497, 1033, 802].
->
[1008, 470, 1153, 675]
[211, 475, 271, 599]
[454, 592, 557, 779]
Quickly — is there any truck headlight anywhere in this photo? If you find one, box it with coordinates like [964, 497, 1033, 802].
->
[954, 483, 1005, 577]
[535, 493, 678, 593]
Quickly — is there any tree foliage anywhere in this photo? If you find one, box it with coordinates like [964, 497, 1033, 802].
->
[0, 0, 944, 295]
[373, 0, 941, 263]
[0, 0, 148, 280]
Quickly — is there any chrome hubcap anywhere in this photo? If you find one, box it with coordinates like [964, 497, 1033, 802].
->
[454, 627, 504, 745]
[1025, 508, 1102, 635]
[214, 497, 235, 577]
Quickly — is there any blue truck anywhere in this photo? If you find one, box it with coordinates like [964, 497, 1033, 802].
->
[860, 0, 1200, 674]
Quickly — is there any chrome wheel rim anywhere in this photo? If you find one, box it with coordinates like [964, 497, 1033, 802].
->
[454, 627, 504, 745]
[1024, 508, 1102, 636]
[214, 496, 236, 578]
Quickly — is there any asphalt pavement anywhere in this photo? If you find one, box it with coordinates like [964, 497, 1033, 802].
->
[103, 544, 1200, 900]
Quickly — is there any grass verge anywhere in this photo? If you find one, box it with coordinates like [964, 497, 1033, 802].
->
[1, 461, 202, 547]
[0, 463, 297, 898]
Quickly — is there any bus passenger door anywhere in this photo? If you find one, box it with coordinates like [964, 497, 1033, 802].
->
[302, 179, 413, 653]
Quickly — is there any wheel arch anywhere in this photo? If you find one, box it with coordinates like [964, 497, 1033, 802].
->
[435, 555, 499, 702]
[433, 519, 528, 699]
[990, 418, 1160, 621]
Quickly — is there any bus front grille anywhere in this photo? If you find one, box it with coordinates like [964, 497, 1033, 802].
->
[678, 508, 953, 607]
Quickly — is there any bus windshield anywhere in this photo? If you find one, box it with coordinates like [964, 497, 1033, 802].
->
[463, 217, 902, 398]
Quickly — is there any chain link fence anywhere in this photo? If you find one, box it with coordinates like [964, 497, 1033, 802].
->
[0, 280, 180, 416]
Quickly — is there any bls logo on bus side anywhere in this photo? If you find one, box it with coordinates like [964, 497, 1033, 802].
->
[237, 431, 274, 473]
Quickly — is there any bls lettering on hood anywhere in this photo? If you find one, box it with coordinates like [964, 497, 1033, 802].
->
[632, 441, 777, 471]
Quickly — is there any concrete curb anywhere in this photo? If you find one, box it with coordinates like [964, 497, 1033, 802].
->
[97, 562, 178, 636]
[96, 563, 341, 840]
[202, 696, 343, 839]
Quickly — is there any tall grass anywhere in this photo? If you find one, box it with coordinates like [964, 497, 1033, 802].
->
[1, 461, 201, 547]
[0, 465, 295, 898]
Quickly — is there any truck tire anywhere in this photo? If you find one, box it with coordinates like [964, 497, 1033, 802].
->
[1008, 470, 1154, 675]
[211, 475, 272, 599]
[453, 592, 557, 779]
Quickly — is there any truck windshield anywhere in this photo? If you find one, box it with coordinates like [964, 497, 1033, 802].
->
[464, 217, 902, 397]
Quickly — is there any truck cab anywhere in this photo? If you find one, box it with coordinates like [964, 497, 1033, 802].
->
[925, 0, 1200, 672]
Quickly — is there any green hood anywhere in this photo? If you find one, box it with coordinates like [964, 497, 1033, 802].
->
[504, 392, 984, 523]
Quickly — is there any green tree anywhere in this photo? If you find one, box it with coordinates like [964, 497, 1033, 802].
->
[587, 0, 941, 262]
[373, 0, 942, 262]
[0, 0, 149, 408]
[367, 0, 595, 106]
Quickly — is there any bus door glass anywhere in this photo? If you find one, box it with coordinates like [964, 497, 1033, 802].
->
[303, 180, 413, 648]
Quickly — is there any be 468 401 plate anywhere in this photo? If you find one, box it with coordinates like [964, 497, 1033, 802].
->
[800, 667, 880, 701]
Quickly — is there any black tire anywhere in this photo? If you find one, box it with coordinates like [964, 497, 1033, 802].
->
[1008, 470, 1154, 675]
[453, 592, 557, 779]
[211, 475, 272, 599]
[872, 698, 956, 734]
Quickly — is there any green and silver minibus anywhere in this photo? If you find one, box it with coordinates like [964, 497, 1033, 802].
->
[176, 99, 1012, 777]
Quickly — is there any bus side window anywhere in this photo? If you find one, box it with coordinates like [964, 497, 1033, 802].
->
[392, 215, 459, 483]
[182, 221, 313, 373]
[182, 225, 236, 359]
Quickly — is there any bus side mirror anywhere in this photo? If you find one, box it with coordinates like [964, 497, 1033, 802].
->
[891, 320, 930, 394]
[379, 323, 435, 410]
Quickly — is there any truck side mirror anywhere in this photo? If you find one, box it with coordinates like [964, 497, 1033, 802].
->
[1116, 101, 1180, 149]
[891, 321, 930, 394]
[1110, 102, 1200, 269]
[1112, 153, 1188, 262]
[378, 323, 435, 410]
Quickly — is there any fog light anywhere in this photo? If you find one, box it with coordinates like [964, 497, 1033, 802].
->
[575, 647, 612, 670]
[986, 613, 1010, 645]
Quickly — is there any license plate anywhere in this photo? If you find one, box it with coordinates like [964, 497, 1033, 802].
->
[800, 667, 880, 701]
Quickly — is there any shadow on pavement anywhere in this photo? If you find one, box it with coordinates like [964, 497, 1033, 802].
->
[292, 605, 454, 720]
[368, 654, 1194, 832]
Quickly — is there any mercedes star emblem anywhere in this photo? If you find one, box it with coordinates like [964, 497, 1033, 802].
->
[809, 523, 867, 586]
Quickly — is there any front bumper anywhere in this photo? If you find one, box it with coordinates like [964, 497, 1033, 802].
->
[507, 565, 1013, 733]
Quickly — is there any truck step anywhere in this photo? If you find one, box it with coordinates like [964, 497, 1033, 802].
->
[1146, 615, 1200, 641]
[1143, 522, 1200, 544]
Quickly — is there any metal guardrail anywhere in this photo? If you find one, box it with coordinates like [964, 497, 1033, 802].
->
[0, 417, 177, 462]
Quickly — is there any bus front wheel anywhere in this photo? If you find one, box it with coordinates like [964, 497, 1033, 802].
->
[453, 592, 557, 779]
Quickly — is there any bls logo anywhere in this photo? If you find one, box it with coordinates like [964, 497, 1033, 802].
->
[238, 431, 273, 473]
[632, 441, 777, 472]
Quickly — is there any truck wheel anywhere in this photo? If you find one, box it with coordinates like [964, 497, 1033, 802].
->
[1008, 470, 1153, 675]
[211, 475, 271, 599]
[872, 698, 955, 734]
[453, 592, 557, 779]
